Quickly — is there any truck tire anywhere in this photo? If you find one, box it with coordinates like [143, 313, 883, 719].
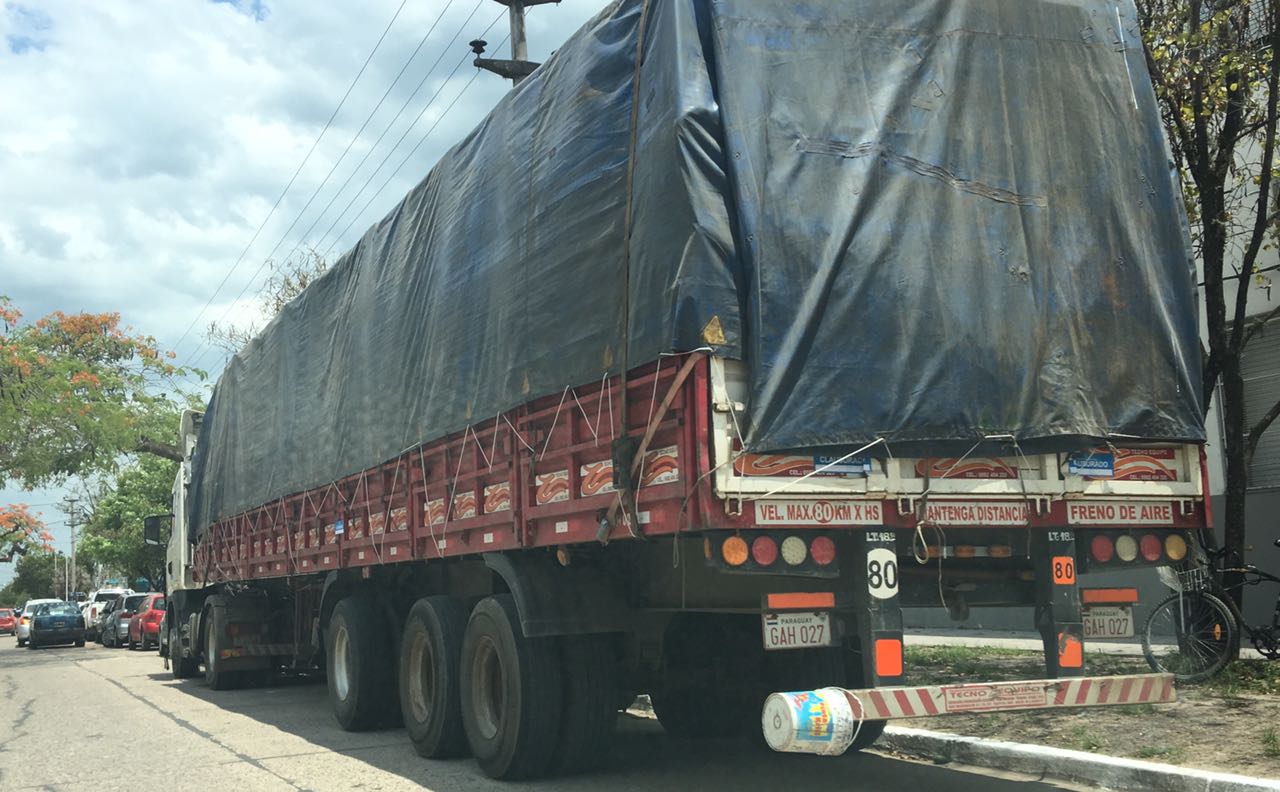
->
[399, 596, 468, 758]
[459, 594, 563, 779]
[550, 633, 618, 775]
[204, 601, 240, 691]
[326, 595, 396, 731]
[171, 627, 200, 679]
[652, 614, 764, 739]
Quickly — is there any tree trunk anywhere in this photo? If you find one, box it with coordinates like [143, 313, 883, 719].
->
[1219, 354, 1249, 646]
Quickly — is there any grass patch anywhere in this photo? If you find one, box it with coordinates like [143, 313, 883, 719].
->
[1201, 660, 1280, 697]
[1263, 728, 1280, 758]
[1070, 724, 1104, 752]
[1114, 703, 1157, 716]
[1134, 744, 1184, 763]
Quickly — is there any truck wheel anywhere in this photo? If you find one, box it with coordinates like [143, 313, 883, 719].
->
[399, 596, 468, 758]
[204, 603, 239, 690]
[326, 595, 396, 731]
[171, 627, 200, 679]
[652, 614, 764, 739]
[550, 633, 618, 775]
[460, 594, 562, 779]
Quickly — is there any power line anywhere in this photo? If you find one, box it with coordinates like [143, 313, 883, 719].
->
[258, 0, 470, 278]
[187, 11, 508, 373]
[316, 12, 508, 257]
[170, 0, 415, 360]
[324, 54, 491, 260]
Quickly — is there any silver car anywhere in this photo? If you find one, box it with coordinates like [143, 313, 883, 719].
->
[16, 598, 61, 647]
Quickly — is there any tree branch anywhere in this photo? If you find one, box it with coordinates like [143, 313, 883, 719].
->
[1229, 11, 1280, 352]
[136, 438, 183, 462]
[1247, 395, 1280, 465]
[1242, 301, 1280, 351]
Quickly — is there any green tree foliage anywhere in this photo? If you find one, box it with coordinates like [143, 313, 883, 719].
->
[0, 296, 197, 489]
[1136, 0, 1279, 593]
[0, 551, 60, 605]
[78, 455, 175, 587]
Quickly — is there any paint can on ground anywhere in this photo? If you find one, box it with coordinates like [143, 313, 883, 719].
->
[761, 687, 862, 755]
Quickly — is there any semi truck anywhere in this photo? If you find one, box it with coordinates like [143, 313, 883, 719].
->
[157, 0, 1208, 780]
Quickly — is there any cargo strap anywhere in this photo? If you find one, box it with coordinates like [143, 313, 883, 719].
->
[601, 351, 704, 542]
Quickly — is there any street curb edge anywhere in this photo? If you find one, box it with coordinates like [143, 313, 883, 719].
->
[881, 726, 1280, 792]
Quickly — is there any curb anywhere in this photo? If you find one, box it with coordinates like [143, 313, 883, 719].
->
[881, 726, 1280, 792]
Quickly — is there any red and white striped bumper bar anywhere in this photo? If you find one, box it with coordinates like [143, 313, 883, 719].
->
[762, 673, 1175, 755]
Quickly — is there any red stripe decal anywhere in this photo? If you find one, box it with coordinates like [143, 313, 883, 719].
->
[868, 690, 891, 719]
[893, 689, 914, 717]
[1054, 681, 1072, 706]
[1160, 677, 1173, 702]
[1139, 677, 1154, 702]
[1119, 677, 1134, 703]
[1074, 678, 1092, 706]
[1096, 679, 1113, 704]
[917, 688, 939, 716]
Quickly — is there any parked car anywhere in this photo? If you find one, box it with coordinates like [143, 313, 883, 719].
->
[83, 588, 133, 641]
[0, 608, 15, 635]
[101, 593, 147, 648]
[16, 598, 61, 647]
[158, 610, 169, 657]
[27, 601, 85, 649]
[127, 593, 165, 650]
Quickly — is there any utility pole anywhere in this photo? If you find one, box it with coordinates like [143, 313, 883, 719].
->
[469, 0, 558, 85]
[60, 495, 81, 599]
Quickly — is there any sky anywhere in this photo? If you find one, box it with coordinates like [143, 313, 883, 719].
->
[0, 0, 611, 586]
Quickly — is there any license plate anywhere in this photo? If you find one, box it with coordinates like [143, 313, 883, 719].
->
[53, 622, 66, 628]
[762, 611, 833, 650]
[1083, 605, 1133, 638]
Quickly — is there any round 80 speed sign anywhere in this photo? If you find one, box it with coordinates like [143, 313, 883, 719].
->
[866, 547, 898, 599]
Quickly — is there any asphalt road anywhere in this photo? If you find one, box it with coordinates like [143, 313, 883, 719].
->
[0, 641, 1091, 792]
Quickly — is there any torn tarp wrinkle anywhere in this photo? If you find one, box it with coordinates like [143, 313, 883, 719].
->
[188, 0, 1203, 539]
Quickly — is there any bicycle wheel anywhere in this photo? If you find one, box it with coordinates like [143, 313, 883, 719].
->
[1141, 590, 1237, 683]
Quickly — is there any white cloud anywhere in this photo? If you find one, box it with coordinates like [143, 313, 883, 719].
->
[0, 0, 611, 586]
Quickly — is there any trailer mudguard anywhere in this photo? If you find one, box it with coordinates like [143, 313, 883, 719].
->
[483, 552, 629, 638]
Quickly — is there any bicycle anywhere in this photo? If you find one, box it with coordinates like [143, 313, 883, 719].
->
[1140, 538, 1280, 683]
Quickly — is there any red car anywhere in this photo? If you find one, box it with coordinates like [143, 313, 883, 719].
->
[0, 608, 15, 635]
[127, 593, 165, 650]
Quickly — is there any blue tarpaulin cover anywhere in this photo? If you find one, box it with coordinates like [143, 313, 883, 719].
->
[190, 0, 1204, 536]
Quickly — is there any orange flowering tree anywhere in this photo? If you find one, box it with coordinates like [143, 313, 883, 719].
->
[0, 296, 199, 488]
[0, 503, 54, 562]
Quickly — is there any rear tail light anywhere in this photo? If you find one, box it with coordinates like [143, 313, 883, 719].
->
[953, 545, 977, 559]
[1165, 534, 1188, 561]
[1090, 535, 1115, 563]
[1139, 534, 1162, 562]
[809, 536, 836, 566]
[751, 536, 779, 566]
[1114, 535, 1139, 562]
[721, 536, 749, 566]
[989, 544, 1013, 559]
[780, 536, 807, 566]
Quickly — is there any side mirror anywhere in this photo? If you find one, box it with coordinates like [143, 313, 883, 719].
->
[143, 515, 171, 546]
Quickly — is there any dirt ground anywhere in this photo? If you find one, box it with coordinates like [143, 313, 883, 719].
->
[900, 646, 1280, 780]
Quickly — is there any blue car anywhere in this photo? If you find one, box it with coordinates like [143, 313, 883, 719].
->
[27, 601, 86, 649]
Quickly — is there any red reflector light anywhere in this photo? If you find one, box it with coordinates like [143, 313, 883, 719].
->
[1090, 535, 1114, 563]
[752, 536, 779, 566]
[809, 536, 836, 566]
[875, 638, 904, 678]
[1139, 534, 1162, 562]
